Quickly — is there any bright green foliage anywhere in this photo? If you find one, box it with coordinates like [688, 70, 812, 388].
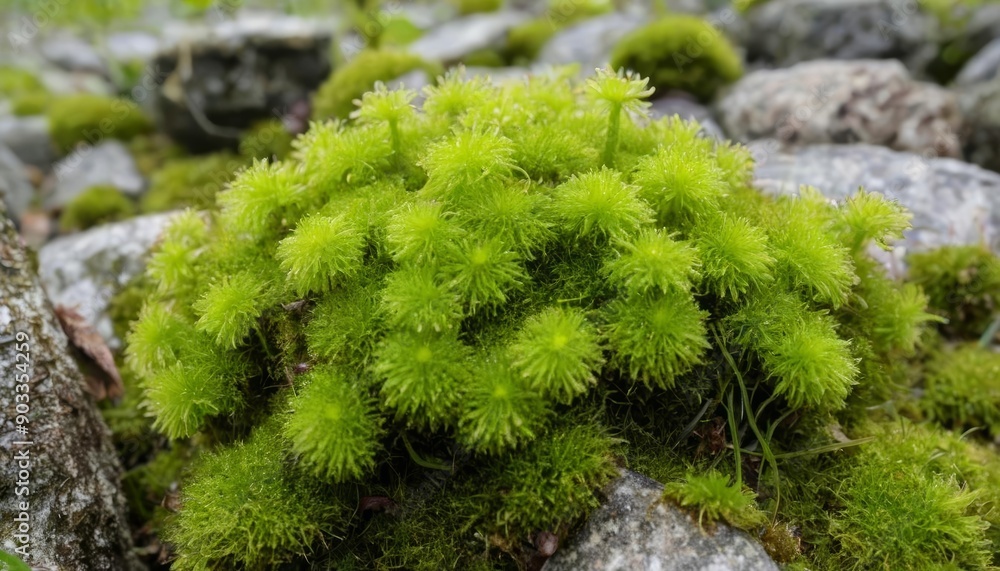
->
[239, 119, 294, 161]
[454, 0, 501, 15]
[663, 472, 766, 530]
[923, 344, 1000, 434]
[125, 68, 949, 567]
[908, 245, 1000, 339]
[312, 50, 441, 120]
[47, 94, 152, 152]
[59, 185, 136, 231]
[140, 153, 247, 213]
[0, 66, 50, 116]
[609, 15, 743, 101]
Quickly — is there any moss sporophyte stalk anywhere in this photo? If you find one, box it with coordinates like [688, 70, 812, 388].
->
[123, 67, 999, 569]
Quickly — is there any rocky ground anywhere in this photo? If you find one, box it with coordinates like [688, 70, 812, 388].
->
[1, 0, 1000, 569]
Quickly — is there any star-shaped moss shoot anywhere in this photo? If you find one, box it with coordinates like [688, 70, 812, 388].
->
[585, 66, 654, 166]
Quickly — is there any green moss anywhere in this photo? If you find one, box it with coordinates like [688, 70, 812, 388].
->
[312, 50, 442, 121]
[239, 119, 294, 161]
[59, 185, 136, 232]
[454, 0, 502, 15]
[609, 16, 743, 101]
[463, 48, 508, 68]
[47, 94, 153, 153]
[908, 245, 1000, 339]
[140, 153, 247, 213]
[0, 66, 52, 116]
[923, 344, 1000, 434]
[662, 471, 766, 530]
[128, 133, 188, 177]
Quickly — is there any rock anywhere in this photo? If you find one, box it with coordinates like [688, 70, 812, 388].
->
[543, 470, 779, 571]
[936, 4, 1000, 80]
[0, 199, 142, 570]
[408, 11, 532, 64]
[38, 212, 176, 350]
[649, 97, 724, 139]
[105, 31, 161, 65]
[745, 0, 939, 75]
[0, 115, 56, 170]
[154, 13, 333, 152]
[0, 144, 32, 223]
[47, 141, 144, 211]
[536, 12, 645, 74]
[39, 34, 108, 76]
[958, 79, 1000, 173]
[716, 60, 962, 158]
[752, 144, 1000, 256]
[955, 38, 1000, 86]
[37, 68, 115, 97]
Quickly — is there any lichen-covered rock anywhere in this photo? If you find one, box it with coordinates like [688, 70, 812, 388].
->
[958, 79, 1000, 173]
[38, 212, 176, 349]
[0, 143, 32, 223]
[543, 470, 779, 571]
[717, 60, 962, 158]
[536, 12, 645, 73]
[154, 13, 332, 152]
[0, 199, 141, 570]
[408, 10, 531, 64]
[47, 141, 144, 211]
[752, 143, 1000, 256]
[745, 0, 939, 74]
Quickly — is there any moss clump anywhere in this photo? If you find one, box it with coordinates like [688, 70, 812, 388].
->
[239, 119, 294, 161]
[47, 94, 153, 153]
[454, 0, 502, 15]
[139, 153, 246, 213]
[312, 50, 442, 121]
[127, 68, 954, 567]
[609, 15, 743, 101]
[503, 2, 612, 65]
[59, 185, 136, 232]
[908, 245, 1000, 339]
[0, 67, 52, 116]
[923, 344, 1000, 434]
[663, 472, 766, 530]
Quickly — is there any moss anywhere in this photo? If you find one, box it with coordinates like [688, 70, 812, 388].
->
[609, 15, 743, 101]
[312, 50, 442, 121]
[59, 185, 136, 232]
[454, 0, 502, 15]
[907, 245, 1000, 339]
[504, 2, 612, 65]
[0, 66, 52, 116]
[463, 48, 508, 68]
[922, 344, 1000, 434]
[47, 94, 153, 153]
[139, 153, 247, 213]
[662, 471, 766, 531]
[238, 119, 294, 161]
[128, 133, 188, 177]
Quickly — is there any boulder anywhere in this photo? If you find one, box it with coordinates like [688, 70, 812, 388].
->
[47, 141, 144, 210]
[536, 12, 646, 74]
[0, 198, 141, 570]
[154, 13, 333, 152]
[0, 115, 56, 170]
[716, 60, 962, 158]
[958, 79, 1000, 173]
[39, 34, 108, 76]
[543, 471, 779, 571]
[0, 144, 32, 223]
[408, 10, 531, 64]
[752, 144, 1000, 258]
[744, 0, 939, 75]
[37, 212, 176, 350]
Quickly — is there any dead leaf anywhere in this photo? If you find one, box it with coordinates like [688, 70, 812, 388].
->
[54, 305, 123, 400]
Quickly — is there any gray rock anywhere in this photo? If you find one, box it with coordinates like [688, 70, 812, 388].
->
[155, 13, 332, 152]
[105, 31, 161, 65]
[955, 38, 1000, 86]
[0, 115, 56, 170]
[47, 141, 144, 210]
[716, 60, 962, 158]
[38, 212, 177, 349]
[408, 11, 532, 64]
[39, 34, 108, 75]
[649, 97, 724, 139]
[0, 143, 33, 222]
[544, 470, 779, 571]
[958, 79, 1000, 173]
[0, 199, 142, 571]
[37, 68, 115, 96]
[752, 144, 1000, 257]
[745, 0, 939, 75]
[536, 12, 646, 73]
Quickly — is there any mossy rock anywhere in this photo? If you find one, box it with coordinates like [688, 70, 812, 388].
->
[47, 94, 153, 153]
[140, 153, 247, 213]
[312, 50, 442, 121]
[59, 185, 136, 232]
[907, 245, 1000, 339]
[609, 15, 743, 101]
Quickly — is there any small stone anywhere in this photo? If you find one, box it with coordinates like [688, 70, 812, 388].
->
[46, 141, 144, 211]
[409, 11, 532, 64]
[0, 115, 57, 170]
[0, 143, 33, 222]
[40, 34, 108, 75]
[536, 12, 646, 74]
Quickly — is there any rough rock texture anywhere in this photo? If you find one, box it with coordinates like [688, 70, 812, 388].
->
[536, 12, 645, 74]
[752, 144, 1000, 259]
[154, 13, 332, 152]
[544, 471, 779, 571]
[0, 144, 32, 223]
[38, 212, 176, 349]
[0, 115, 56, 171]
[408, 10, 531, 64]
[955, 38, 1000, 85]
[46, 141, 144, 210]
[716, 60, 962, 157]
[745, 0, 939, 74]
[958, 80, 1000, 173]
[0, 199, 141, 570]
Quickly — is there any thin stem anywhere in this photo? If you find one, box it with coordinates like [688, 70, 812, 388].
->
[725, 386, 742, 487]
[401, 432, 451, 472]
[602, 102, 622, 167]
